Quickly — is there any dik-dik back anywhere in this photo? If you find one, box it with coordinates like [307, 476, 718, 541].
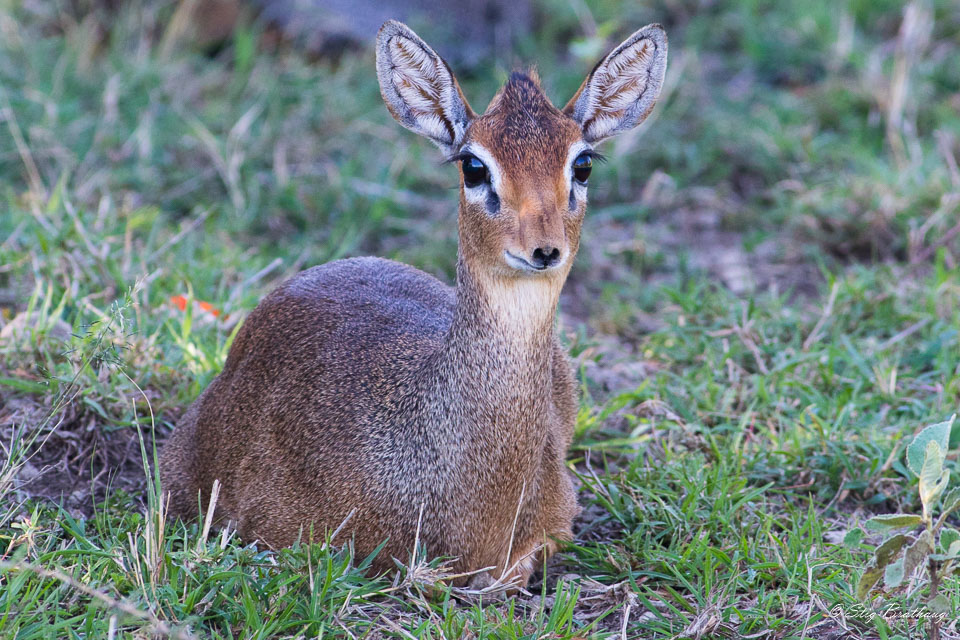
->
[160, 20, 667, 588]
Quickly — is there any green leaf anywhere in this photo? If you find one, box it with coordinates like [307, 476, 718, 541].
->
[857, 566, 884, 600]
[919, 440, 949, 509]
[884, 555, 905, 589]
[933, 537, 960, 561]
[864, 514, 922, 531]
[0, 377, 50, 394]
[876, 533, 912, 566]
[901, 530, 933, 583]
[940, 487, 960, 519]
[843, 527, 864, 547]
[940, 528, 960, 553]
[928, 594, 951, 614]
[907, 415, 955, 476]
[858, 533, 911, 600]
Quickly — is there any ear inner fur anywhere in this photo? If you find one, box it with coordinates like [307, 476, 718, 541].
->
[375, 20, 474, 151]
[563, 24, 668, 143]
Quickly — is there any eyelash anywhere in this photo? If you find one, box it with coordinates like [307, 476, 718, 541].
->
[580, 150, 605, 161]
[448, 151, 480, 165]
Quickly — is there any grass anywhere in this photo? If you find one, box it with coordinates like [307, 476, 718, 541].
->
[1, 0, 960, 637]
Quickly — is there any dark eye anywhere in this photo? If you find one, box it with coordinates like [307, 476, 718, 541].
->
[573, 153, 592, 184]
[461, 155, 489, 188]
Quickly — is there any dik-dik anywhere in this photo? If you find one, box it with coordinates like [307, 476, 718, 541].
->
[160, 19, 667, 588]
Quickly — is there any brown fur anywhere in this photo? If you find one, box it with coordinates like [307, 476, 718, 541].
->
[463, 72, 585, 278]
[161, 19, 667, 588]
[160, 256, 579, 586]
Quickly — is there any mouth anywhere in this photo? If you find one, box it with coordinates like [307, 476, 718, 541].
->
[503, 251, 562, 273]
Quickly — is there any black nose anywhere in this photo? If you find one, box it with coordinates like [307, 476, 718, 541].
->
[531, 246, 561, 269]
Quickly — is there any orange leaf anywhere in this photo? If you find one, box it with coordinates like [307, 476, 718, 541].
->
[169, 295, 221, 318]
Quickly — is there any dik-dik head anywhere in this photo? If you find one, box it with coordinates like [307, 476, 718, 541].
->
[376, 20, 667, 282]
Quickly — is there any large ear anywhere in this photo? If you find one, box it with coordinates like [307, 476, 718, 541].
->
[376, 20, 475, 153]
[563, 24, 668, 144]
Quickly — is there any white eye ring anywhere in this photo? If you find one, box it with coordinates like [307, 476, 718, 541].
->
[565, 141, 593, 195]
[459, 143, 502, 191]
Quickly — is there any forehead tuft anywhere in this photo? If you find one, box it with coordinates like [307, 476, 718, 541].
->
[497, 72, 553, 115]
[467, 72, 582, 172]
